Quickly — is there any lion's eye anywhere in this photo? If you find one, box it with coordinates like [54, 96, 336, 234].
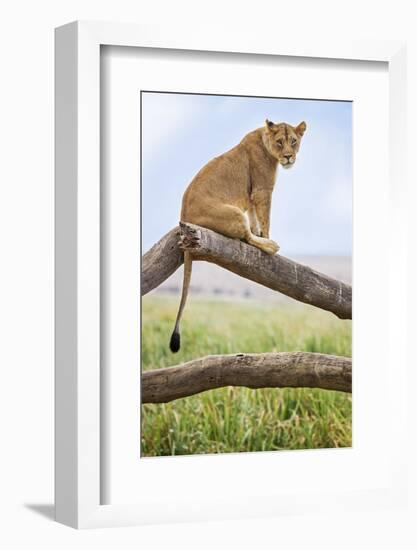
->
[276, 139, 283, 147]
[291, 138, 298, 146]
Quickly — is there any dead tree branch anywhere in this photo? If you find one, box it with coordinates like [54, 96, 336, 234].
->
[142, 352, 352, 403]
[141, 223, 351, 319]
[141, 226, 183, 295]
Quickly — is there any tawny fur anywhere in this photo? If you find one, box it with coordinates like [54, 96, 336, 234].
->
[169, 120, 307, 352]
[181, 120, 306, 253]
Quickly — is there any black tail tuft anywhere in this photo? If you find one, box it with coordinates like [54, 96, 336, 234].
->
[169, 331, 180, 353]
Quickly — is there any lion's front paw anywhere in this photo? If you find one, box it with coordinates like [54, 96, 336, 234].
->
[262, 239, 280, 255]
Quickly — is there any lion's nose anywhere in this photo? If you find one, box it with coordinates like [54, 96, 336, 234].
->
[284, 154, 292, 160]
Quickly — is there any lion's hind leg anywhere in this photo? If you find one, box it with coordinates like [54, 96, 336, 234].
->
[190, 205, 279, 255]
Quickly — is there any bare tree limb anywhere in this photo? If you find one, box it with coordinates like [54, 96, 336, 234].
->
[142, 352, 352, 403]
[141, 223, 351, 319]
[141, 227, 183, 295]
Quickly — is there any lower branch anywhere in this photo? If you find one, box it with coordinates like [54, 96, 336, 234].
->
[142, 352, 352, 403]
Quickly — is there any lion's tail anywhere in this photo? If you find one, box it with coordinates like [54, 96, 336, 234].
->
[169, 251, 193, 353]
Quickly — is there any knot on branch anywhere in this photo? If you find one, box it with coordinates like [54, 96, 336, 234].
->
[179, 222, 202, 250]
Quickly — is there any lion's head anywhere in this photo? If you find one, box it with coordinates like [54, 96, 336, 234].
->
[263, 120, 307, 169]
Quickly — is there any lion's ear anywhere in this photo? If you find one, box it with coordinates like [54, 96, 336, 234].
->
[265, 119, 275, 131]
[296, 121, 307, 137]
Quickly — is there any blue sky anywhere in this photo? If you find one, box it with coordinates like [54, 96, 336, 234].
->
[141, 92, 352, 256]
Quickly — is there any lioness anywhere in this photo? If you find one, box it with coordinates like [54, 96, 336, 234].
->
[169, 119, 307, 352]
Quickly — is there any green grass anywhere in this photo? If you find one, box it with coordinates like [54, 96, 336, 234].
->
[141, 295, 352, 456]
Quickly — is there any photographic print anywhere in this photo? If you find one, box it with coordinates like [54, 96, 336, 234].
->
[141, 91, 352, 457]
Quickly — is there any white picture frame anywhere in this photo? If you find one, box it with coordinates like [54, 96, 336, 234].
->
[55, 21, 407, 529]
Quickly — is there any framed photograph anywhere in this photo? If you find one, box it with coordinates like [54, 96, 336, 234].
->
[55, 21, 407, 528]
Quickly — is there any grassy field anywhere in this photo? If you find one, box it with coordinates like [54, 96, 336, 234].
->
[141, 295, 352, 457]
